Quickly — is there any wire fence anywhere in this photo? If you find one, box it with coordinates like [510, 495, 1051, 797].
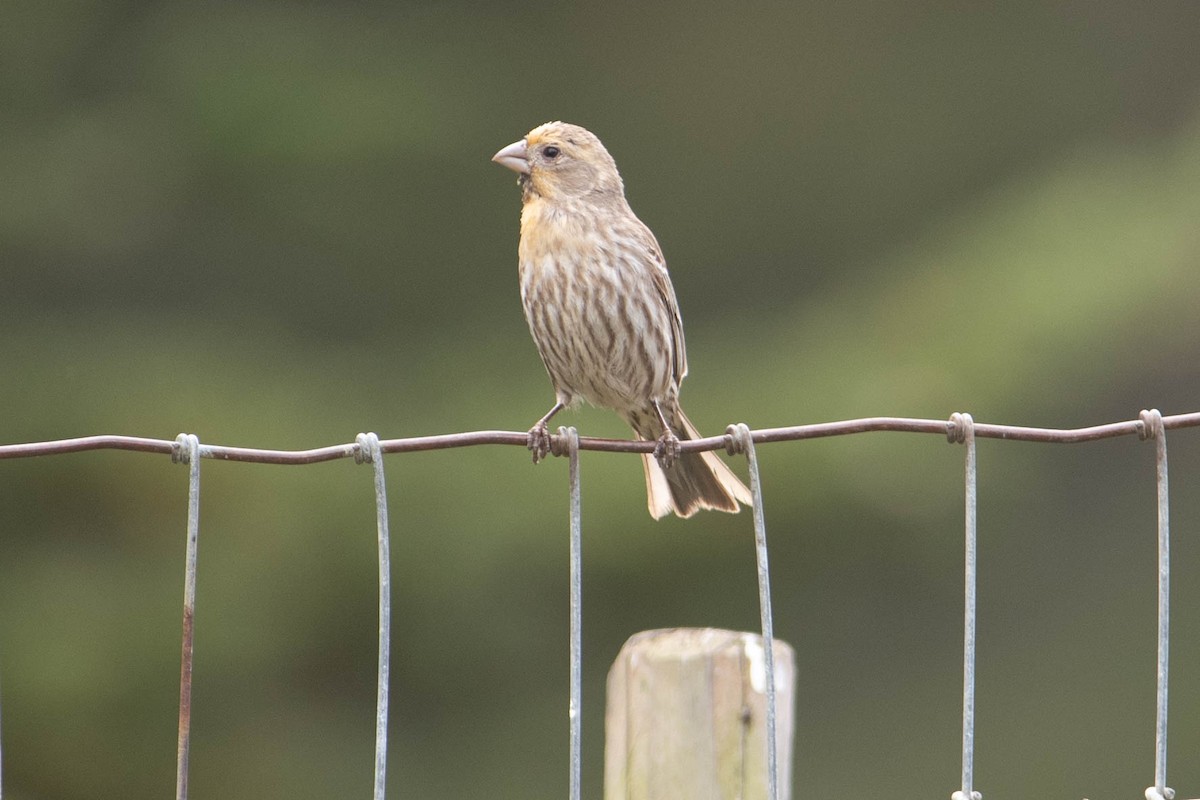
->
[1, 409, 1199, 800]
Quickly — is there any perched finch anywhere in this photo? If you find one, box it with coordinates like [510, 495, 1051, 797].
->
[492, 121, 751, 519]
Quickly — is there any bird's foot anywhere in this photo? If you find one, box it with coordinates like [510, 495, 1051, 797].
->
[528, 422, 552, 464]
[653, 431, 681, 470]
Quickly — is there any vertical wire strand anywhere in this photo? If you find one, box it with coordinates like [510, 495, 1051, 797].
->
[173, 433, 201, 800]
[963, 418, 977, 800]
[561, 427, 582, 800]
[1154, 421, 1170, 799]
[1140, 410, 1171, 800]
[948, 414, 979, 800]
[357, 433, 393, 800]
[728, 423, 778, 800]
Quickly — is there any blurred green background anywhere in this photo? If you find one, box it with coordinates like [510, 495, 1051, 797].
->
[2, 2, 1200, 798]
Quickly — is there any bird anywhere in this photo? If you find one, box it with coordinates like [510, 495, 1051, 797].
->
[492, 121, 751, 519]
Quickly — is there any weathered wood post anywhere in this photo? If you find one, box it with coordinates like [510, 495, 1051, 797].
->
[605, 627, 796, 800]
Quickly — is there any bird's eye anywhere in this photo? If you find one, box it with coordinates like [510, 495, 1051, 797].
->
[543, 146, 561, 159]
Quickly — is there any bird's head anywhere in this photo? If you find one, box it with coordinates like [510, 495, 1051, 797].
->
[492, 121, 624, 203]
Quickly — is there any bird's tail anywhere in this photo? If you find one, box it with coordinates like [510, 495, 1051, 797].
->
[628, 404, 753, 519]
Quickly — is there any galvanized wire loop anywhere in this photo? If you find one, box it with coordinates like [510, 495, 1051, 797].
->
[1139, 408, 1163, 441]
[1139, 409, 1173, 800]
[546, 426, 569, 458]
[173, 433, 201, 800]
[354, 431, 377, 465]
[560, 426, 583, 800]
[947, 413, 981, 800]
[171, 433, 195, 464]
[356, 432, 392, 800]
[724, 421, 753, 456]
[728, 422, 779, 800]
[947, 411, 972, 444]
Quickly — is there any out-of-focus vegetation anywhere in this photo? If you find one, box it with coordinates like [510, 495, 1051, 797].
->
[2, 2, 1199, 797]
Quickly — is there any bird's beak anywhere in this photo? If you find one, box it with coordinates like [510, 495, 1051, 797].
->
[492, 139, 529, 174]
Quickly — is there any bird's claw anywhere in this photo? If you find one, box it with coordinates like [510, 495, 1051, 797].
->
[528, 422, 552, 464]
[654, 431, 681, 470]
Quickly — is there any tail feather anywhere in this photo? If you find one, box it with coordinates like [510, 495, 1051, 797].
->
[634, 408, 752, 519]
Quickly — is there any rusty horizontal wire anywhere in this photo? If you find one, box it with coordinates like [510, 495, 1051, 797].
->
[1, 411, 1199, 463]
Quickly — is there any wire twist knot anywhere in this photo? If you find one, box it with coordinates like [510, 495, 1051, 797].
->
[1145, 787, 1175, 800]
[724, 422, 754, 456]
[947, 412, 974, 444]
[172, 433, 199, 465]
[1139, 408, 1164, 441]
[355, 432, 381, 465]
[550, 426, 579, 458]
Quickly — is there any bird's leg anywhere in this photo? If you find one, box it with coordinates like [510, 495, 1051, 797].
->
[651, 400, 681, 470]
[528, 401, 565, 464]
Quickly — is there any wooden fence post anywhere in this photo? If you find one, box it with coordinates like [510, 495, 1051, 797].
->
[605, 627, 796, 800]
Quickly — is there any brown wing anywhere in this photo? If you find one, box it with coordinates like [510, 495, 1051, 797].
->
[631, 221, 687, 387]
